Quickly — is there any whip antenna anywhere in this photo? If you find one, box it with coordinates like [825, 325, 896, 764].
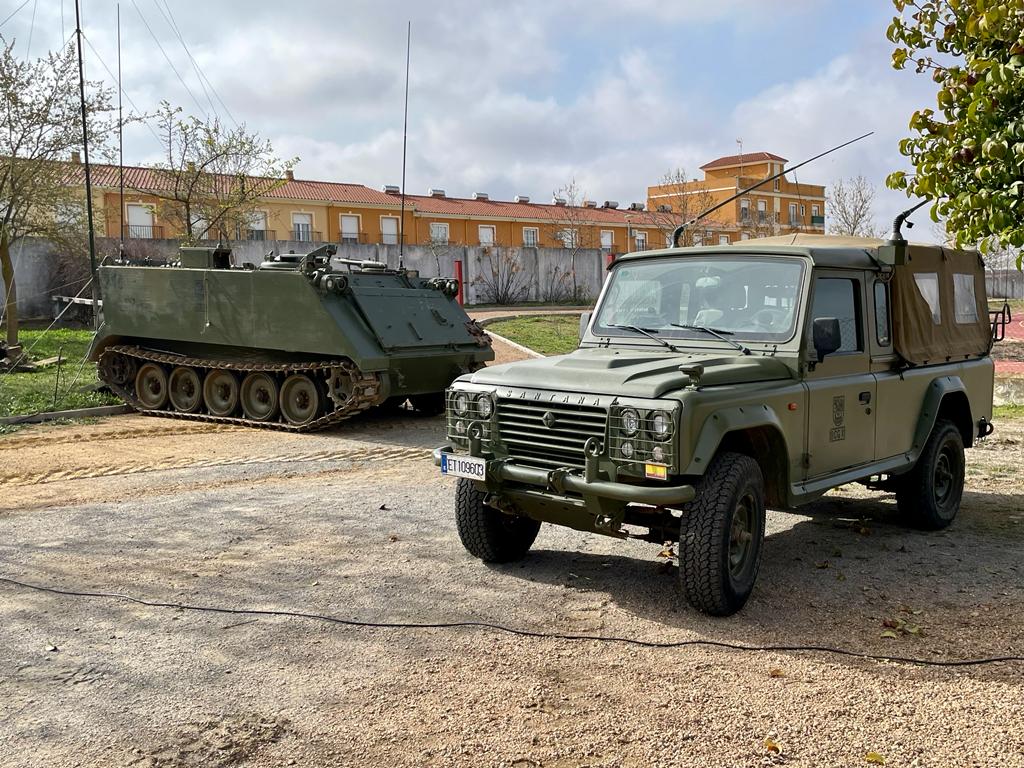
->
[398, 21, 411, 271]
[671, 132, 874, 248]
[74, 0, 99, 325]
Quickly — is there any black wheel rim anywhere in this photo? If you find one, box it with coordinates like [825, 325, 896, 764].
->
[729, 493, 755, 578]
[934, 444, 957, 505]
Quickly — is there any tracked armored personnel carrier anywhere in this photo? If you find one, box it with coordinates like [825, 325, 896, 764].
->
[89, 245, 493, 430]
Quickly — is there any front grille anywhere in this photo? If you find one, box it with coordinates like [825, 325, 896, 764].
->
[496, 399, 607, 469]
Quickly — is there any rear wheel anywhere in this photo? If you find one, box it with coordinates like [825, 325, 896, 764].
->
[168, 366, 202, 413]
[240, 372, 279, 422]
[678, 452, 766, 616]
[896, 419, 965, 530]
[203, 370, 239, 417]
[409, 392, 445, 416]
[135, 363, 169, 410]
[455, 478, 540, 563]
[279, 373, 321, 426]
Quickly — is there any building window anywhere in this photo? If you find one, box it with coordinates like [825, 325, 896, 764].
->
[773, 178, 780, 191]
[812, 204, 819, 217]
[718, 234, 730, 245]
[478, 225, 496, 246]
[874, 281, 891, 346]
[380, 216, 399, 245]
[292, 212, 313, 241]
[340, 214, 360, 243]
[740, 232, 750, 241]
[757, 199, 766, 224]
[811, 278, 862, 352]
[800, 204, 806, 217]
[558, 228, 578, 249]
[634, 231, 647, 250]
[125, 204, 155, 239]
[600, 230, 614, 250]
[740, 199, 750, 222]
[693, 231, 703, 246]
[245, 210, 268, 241]
[429, 222, 449, 245]
[522, 227, 538, 247]
[788, 203, 798, 226]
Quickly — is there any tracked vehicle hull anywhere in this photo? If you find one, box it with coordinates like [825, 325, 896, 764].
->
[90, 245, 492, 430]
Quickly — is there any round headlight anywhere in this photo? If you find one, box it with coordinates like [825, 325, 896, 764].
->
[620, 440, 635, 459]
[453, 391, 470, 416]
[477, 393, 494, 418]
[621, 407, 640, 437]
[455, 419, 467, 434]
[650, 410, 671, 440]
[651, 444, 666, 464]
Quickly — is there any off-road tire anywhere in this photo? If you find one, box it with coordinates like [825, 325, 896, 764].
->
[896, 419, 965, 530]
[679, 452, 766, 616]
[455, 478, 540, 563]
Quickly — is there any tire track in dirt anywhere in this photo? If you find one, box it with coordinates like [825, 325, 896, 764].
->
[0, 445, 432, 487]
[0, 421, 244, 449]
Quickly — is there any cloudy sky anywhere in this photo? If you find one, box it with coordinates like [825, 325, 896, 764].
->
[3, 0, 936, 230]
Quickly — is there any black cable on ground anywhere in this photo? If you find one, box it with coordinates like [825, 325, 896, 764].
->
[2, 576, 1021, 669]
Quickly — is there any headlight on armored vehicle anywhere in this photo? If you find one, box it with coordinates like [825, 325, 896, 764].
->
[620, 407, 640, 437]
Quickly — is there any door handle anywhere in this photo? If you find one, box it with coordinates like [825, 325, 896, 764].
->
[858, 391, 872, 405]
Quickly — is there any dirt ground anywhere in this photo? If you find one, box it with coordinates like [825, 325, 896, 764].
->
[2, 343, 1024, 766]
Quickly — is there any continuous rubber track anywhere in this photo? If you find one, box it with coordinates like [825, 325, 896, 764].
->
[100, 345, 383, 432]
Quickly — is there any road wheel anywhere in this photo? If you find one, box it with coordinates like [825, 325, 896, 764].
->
[240, 372, 279, 422]
[134, 363, 169, 410]
[409, 392, 445, 416]
[203, 370, 239, 417]
[678, 452, 766, 616]
[99, 351, 135, 386]
[279, 373, 321, 426]
[455, 478, 540, 563]
[168, 366, 202, 413]
[896, 419, 965, 530]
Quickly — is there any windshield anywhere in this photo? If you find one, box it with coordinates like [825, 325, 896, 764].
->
[593, 256, 804, 344]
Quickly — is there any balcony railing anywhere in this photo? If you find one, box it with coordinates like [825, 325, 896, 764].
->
[245, 228, 276, 241]
[123, 224, 164, 239]
[338, 231, 370, 245]
[290, 229, 322, 242]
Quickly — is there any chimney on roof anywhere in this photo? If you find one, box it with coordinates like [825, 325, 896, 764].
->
[472, 192, 489, 201]
[552, 196, 567, 206]
[382, 184, 400, 195]
[514, 195, 530, 204]
[656, 204, 672, 213]
[628, 202, 645, 211]
[602, 200, 619, 209]
[70, 151, 81, 164]
[285, 169, 295, 181]
[429, 188, 446, 198]
[582, 199, 596, 208]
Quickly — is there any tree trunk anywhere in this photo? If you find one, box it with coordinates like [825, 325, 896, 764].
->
[0, 231, 18, 349]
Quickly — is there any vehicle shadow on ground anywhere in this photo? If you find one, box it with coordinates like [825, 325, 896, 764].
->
[491, 489, 1024, 662]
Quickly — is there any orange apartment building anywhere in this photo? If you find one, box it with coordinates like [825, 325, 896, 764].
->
[646, 151, 826, 244]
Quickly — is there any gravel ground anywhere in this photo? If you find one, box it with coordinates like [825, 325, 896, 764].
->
[1, 391, 1023, 766]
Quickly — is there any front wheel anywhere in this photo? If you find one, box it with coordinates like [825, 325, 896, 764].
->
[896, 419, 965, 530]
[455, 478, 540, 563]
[678, 452, 766, 616]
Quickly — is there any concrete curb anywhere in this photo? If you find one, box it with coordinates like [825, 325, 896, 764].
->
[485, 331, 544, 359]
[0, 404, 131, 426]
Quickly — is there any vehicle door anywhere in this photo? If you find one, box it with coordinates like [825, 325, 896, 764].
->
[803, 272, 877, 478]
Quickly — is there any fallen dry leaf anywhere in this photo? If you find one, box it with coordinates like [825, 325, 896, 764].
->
[866, 751, 885, 764]
[880, 630, 899, 640]
[763, 737, 781, 754]
[768, 668, 785, 678]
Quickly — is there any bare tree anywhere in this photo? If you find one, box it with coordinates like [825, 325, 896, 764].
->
[472, 247, 531, 305]
[648, 168, 718, 246]
[827, 175, 881, 237]
[0, 36, 118, 352]
[134, 102, 296, 244]
[543, 178, 599, 303]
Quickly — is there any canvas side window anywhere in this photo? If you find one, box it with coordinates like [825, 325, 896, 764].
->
[874, 281, 891, 346]
[913, 272, 941, 323]
[810, 277, 861, 353]
[953, 273, 979, 324]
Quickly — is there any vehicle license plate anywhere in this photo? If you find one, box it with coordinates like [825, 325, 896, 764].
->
[440, 453, 487, 480]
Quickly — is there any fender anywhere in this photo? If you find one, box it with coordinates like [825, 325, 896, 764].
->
[911, 375, 971, 454]
[681, 404, 789, 476]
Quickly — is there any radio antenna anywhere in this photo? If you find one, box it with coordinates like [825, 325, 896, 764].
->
[74, 0, 99, 323]
[398, 21, 411, 271]
[117, 3, 124, 257]
[671, 131, 874, 248]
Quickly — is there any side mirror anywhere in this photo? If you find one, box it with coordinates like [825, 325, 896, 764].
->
[579, 311, 592, 340]
[812, 317, 842, 361]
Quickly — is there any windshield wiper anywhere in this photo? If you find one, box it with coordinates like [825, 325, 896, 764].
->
[607, 324, 679, 352]
[670, 323, 751, 355]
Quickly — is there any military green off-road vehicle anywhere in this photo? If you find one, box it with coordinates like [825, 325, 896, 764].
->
[436, 234, 1001, 615]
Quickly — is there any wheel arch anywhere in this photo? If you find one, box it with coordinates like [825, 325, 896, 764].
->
[914, 377, 974, 451]
[682, 406, 791, 508]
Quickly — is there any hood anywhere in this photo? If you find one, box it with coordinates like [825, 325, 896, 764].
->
[466, 347, 794, 398]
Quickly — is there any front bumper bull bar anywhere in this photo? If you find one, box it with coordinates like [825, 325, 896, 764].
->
[433, 445, 696, 506]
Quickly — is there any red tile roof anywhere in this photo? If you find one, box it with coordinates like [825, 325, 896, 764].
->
[700, 152, 787, 170]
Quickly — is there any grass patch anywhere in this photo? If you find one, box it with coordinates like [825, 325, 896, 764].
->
[994, 403, 1024, 420]
[487, 314, 581, 356]
[0, 329, 117, 423]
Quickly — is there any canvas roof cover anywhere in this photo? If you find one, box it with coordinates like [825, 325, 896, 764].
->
[890, 243, 991, 365]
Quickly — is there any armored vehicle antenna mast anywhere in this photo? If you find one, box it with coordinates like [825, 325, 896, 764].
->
[398, 21, 411, 270]
[887, 199, 928, 244]
[671, 132, 874, 248]
[74, 0, 99, 324]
